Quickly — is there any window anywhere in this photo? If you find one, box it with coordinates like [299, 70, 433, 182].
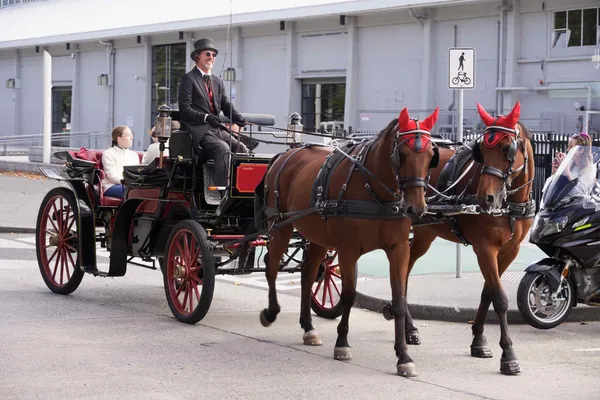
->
[151, 43, 186, 125]
[553, 8, 599, 48]
[301, 82, 345, 135]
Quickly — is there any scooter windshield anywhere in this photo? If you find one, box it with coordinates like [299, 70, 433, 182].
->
[541, 145, 600, 210]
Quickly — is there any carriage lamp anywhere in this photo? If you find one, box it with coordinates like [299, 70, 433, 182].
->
[287, 112, 303, 145]
[155, 104, 172, 168]
[223, 67, 236, 82]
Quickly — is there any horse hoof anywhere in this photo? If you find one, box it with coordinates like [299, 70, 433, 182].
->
[334, 347, 353, 361]
[406, 331, 421, 345]
[302, 330, 322, 346]
[471, 345, 493, 358]
[500, 359, 521, 375]
[397, 362, 418, 378]
[259, 310, 271, 327]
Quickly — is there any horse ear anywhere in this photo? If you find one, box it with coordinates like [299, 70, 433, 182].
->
[398, 108, 410, 131]
[503, 101, 521, 128]
[476, 102, 495, 126]
[421, 107, 439, 131]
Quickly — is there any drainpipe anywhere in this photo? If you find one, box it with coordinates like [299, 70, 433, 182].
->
[99, 40, 115, 135]
[497, 4, 506, 115]
[495, 20, 501, 115]
[447, 25, 457, 112]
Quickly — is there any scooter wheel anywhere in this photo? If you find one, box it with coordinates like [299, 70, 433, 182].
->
[516, 271, 574, 330]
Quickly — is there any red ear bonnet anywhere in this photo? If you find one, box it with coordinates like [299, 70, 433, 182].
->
[477, 102, 521, 148]
[396, 107, 439, 152]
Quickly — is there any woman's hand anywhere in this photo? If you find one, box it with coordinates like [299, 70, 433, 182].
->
[552, 152, 566, 174]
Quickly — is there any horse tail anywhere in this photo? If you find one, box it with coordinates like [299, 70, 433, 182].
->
[254, 152, 285, 231]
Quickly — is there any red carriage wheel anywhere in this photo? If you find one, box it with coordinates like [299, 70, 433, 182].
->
[310, 249, 357, 319]
[35, 187, 84, 295]
[163, 220, 215, 324]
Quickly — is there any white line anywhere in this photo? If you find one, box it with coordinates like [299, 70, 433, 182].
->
[0, 238, 35, 249]
[573, 348, 600, 352]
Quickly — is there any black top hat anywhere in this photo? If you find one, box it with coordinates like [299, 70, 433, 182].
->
[190, 38, 219, 60]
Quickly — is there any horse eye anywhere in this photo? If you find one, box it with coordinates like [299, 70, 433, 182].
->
[501, 145, 510, 154]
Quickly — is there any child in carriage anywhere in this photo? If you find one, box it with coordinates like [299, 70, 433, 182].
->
[101, 125, 140, 198]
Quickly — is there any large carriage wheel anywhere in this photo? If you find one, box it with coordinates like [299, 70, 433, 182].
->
[310, 249, 358, 319]
[163, 219, 215, 324]
[35, 187, 84, 295]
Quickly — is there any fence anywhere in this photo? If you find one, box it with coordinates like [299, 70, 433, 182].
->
[0, 131, 112, 156]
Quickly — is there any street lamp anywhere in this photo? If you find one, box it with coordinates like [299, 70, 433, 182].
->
[222, 67, 236, 82]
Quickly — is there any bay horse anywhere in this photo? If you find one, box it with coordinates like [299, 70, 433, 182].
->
[403, 101, 535, 375]
[257, 107, 440, 377]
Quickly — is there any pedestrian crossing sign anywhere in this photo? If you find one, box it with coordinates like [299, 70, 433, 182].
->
[448, 47, 475, 89]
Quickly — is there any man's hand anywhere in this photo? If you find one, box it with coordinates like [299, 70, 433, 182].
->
[206, 114, 222, 128]
[234, 116, 247, 128]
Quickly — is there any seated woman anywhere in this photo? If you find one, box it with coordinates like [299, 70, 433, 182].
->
[142, 121, 181, 165]
[101, 125, 140, 198]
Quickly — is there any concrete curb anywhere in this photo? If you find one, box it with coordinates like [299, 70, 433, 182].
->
[0, 226, 37, 234]
[355, 291, 600, 325]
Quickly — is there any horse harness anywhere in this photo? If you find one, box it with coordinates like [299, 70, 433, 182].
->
[446, 121, 536, 246]
[262, 123, 436, 225]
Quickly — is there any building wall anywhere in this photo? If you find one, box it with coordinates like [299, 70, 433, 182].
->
[0, 0, 599, 152]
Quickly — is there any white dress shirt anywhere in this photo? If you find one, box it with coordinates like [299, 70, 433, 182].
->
[101, 146, 140, 190]
[142, 140, 169, 165]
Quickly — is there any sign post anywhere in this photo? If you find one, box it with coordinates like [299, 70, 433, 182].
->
[448, 47, 475, 278]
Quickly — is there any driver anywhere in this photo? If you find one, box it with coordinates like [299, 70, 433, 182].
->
[178, 38, 248, 191]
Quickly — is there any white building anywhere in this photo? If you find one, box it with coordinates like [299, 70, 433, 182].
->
[0, 0, 598, 152]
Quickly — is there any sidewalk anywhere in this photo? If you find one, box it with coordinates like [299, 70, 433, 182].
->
[1, 158, 599, 325]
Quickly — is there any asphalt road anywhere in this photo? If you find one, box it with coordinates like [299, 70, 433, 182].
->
[0, 233, 598, 400]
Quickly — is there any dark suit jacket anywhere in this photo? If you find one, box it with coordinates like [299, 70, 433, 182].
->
[177, 67, 242, 141]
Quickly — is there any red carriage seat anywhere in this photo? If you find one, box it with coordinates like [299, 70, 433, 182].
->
[70, 147, 144, 207]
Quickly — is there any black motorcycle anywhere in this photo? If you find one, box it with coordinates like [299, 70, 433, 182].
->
[517, 145, 600, 329]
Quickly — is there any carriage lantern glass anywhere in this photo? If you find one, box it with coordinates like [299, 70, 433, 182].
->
[155, 104, 172, 141]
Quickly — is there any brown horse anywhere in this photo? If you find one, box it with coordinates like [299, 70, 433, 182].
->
[404, 101, 535, 375]
[257, 108, 440, 377]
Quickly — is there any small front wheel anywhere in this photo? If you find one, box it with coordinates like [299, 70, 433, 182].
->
[451, 77, 460, 85]
[310, 249, 358, 319]
[163, 220, 215, 324]
[516, 271, 574, 330]
[36, 187, 84, 295]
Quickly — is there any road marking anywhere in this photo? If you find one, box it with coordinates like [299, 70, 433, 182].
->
[0, 238, 35, 249]
[0, 260, 37, 269]
[216, 274, 301, 291]
[573, 348, 600, 352]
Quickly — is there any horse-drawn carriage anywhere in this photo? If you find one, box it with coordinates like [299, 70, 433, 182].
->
[35, 101, 536, 377]
[35, 106, 344, 324]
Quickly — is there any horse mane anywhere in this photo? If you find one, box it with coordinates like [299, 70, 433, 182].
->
[376, 118, 399, 141]
[518, 121, 533, 141]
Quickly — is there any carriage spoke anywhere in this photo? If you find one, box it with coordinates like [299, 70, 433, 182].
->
[188, 279, 194, 312]
[191, 279, 201, 302]
[48, 204, 60, 232]
[60, 248, 66, 285]
[64, 242, 77, 253]
[321, 277, 329, 305]
[66, 213, 76, 233]
[52, 247, 62, 281]
[329, 275, 341, 297]
[46, 246, 59, 265]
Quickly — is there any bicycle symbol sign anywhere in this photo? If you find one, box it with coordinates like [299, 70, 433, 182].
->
[448, 47, 475, 89]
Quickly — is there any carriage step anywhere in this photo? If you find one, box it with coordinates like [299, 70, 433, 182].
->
[81, 267, 110, 277]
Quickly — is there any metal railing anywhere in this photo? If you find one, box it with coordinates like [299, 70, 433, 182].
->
[0, 0, 45, 8]
[0, 131, 111, 155]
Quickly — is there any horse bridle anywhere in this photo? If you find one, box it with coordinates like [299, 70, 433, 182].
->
[391, 120, 439, 191]
[473, 121, 529, 199]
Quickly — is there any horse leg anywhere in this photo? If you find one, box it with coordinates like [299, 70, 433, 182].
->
[403, 228, 437, 345]
[470, 244, 520, 359]
[260, 224, 294, 327]
[299, 243, 328, 346]
[333, 251, 359, 362]
[386, 241, 417, 377]
[473, 246, 521, 375]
